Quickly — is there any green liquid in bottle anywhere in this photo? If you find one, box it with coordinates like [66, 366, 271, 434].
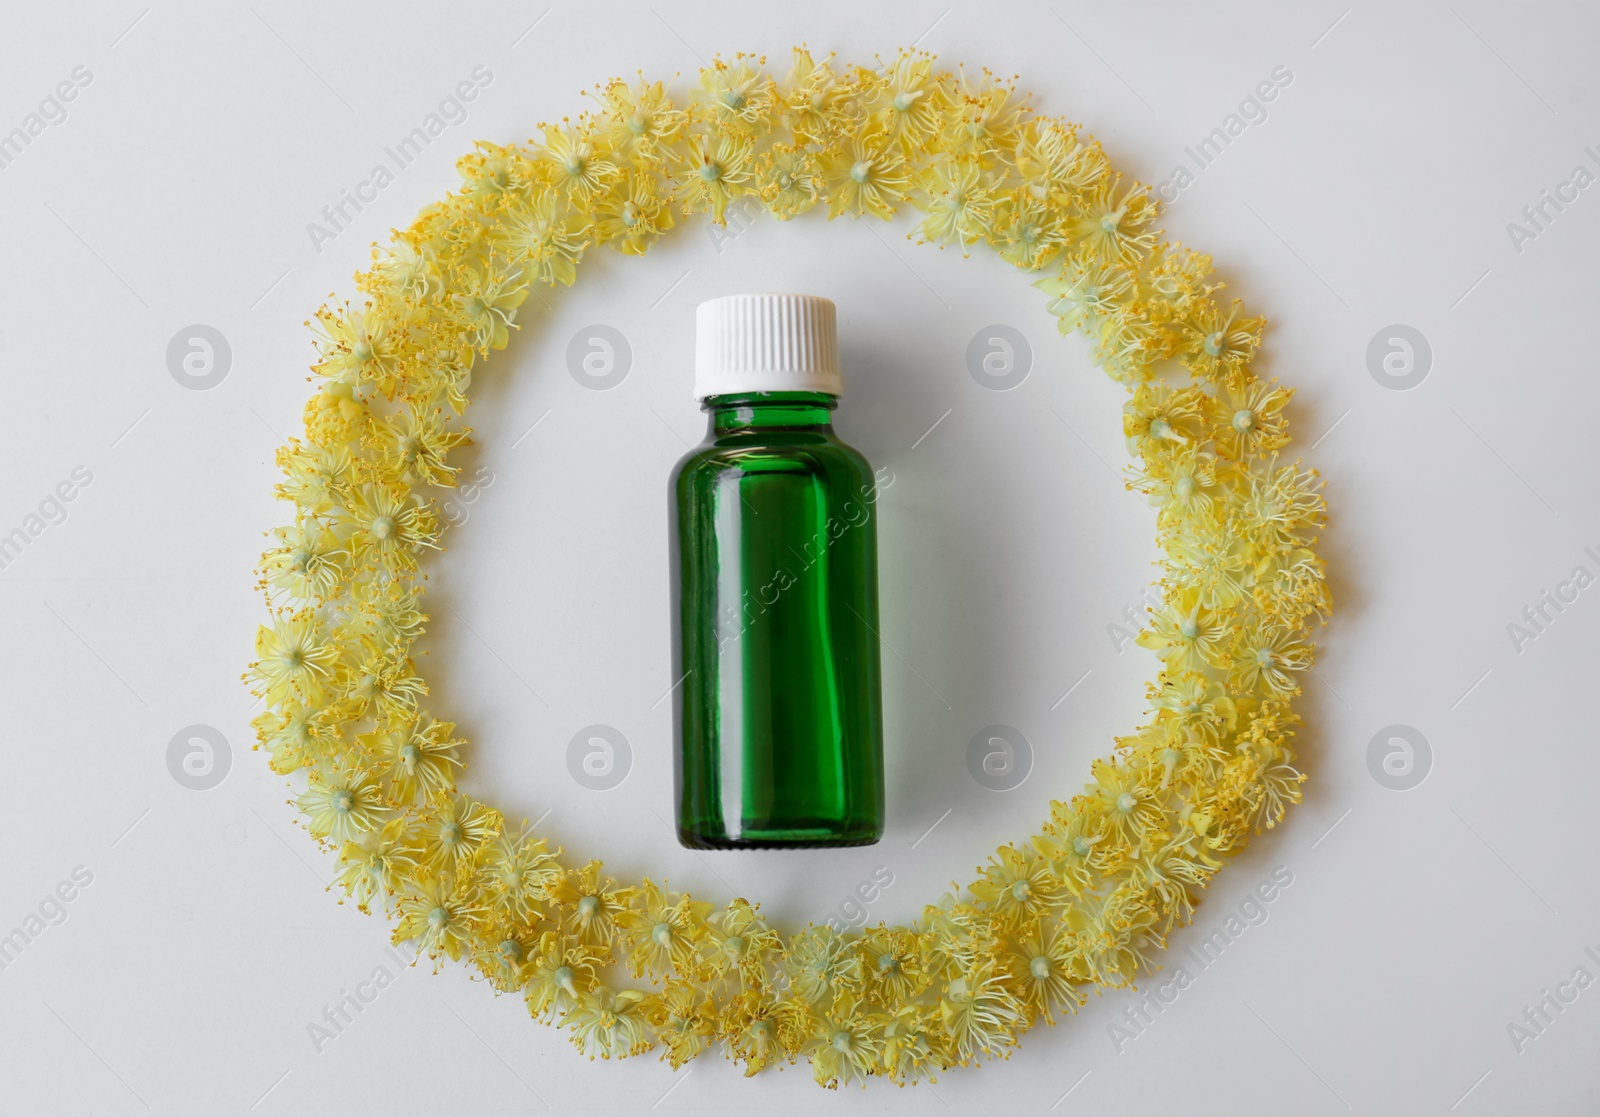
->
[670, 391, 886, 849]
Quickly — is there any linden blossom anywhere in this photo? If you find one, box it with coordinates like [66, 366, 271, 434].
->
[251, 47, 1330, 1087]
[305, 65, 495, 253]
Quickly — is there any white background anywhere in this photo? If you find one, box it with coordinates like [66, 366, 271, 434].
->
[1, 2, 1596, 1114]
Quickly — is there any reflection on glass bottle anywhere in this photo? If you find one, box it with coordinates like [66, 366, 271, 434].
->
[670, 294, 885, 849]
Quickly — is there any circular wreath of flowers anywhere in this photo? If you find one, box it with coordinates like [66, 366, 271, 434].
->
[246, 46, 1330, 1088]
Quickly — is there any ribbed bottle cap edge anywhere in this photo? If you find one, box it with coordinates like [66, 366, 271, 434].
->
[693, 293, 842, 399]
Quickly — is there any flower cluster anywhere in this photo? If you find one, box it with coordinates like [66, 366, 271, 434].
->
[247, 47, 1329, 1088]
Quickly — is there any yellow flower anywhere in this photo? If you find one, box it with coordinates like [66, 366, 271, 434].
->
[860, 49, 944, 151]
[457, 140, 536, 201]
[1033, 255, 1135, 335]
[368, 403, 469, 488]
[820, 121, 908, 219]
[1123, 383, 1205, 456]
[725, 990, 802, 1076]
[306, 377, 365, 441]
[918, 894, 988, 982]
[251, 700, 333, 774]
[648, 980, 718, 1069]
[1136, 589, 1231, 672]
[1008, 920, 1085, 1024]
[366, 715, 462, 805]
[1084, 885, 1163, 981]
[451, 265, 530, 350]
[1135, 445, 1219, 529]
[1182, 297, 1264, 385]
[910, 156, 997, 254]
[804, 995, 883, 1088]
[969, 844, 1063, 927]
[777, 47, 851, 145]
[523, 930, 604, 1019]
[1093, 301, 1173, 382]
[369, 240, 442, 305]
[1211, 376, 1291, 460]
[341, 643, 426, 720]
[616, 880, 712, 979]
[545, 860, 635, 947]
[592, 77, 685, 163]
[859, 926, 927, 1005]
[1014, 117, 1106, 202]
[936, 66, 1028, 160]
[591, 169, 676, 255]
[492, 191, 588, 287]
[784, 925, 864, 1006]
[939, 957, 1023, 1062]
[350, 575, 427, 648]
[274, 441, 352, 513]
[249, 610, 339, 705]
[1150, 672, 1237, 746]
[672, 128, 756, 224]
[311, 303, 399, 393]
[563, 986, 654, 1059]
[260, 517, 347, 603]
[1141, 725, 1220, 792]
[700, 898, 782, 986]
[989, 187, 1066, 271]
[1166, 526, 1252, 610]
[334, 818, 414, 915]
[1069, 174, 1158, 265]
[755, 142, 823, 220]
[410, 794, 501, 870]
[1140, 244, 1217, 323]
[1035, 807, 1109, 896]
[298, 762, 392, 844]
[470, 924, 541, 992]
[1089, 759, 1166, 848]
[1242, 460, 1326, 548]
[694, 56, 775, 133]
[881, 1003, 945, 1084]
[340, 483, 440, 571]
[536, 123, 619, 201]
[395, 871, 488, 962]
[1257, 545, 1332, 625]
[1246, 742, 1306, 831]
[1229, 623, 1311, 696]
[1132, 838, 1214, 923]
[481, 827, 561, 924]
[417, 344, 476, 415]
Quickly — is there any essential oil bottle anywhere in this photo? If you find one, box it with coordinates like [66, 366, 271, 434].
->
[669, 293, 886, 849]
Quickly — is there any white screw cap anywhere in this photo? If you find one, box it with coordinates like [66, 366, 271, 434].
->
[694, 293, 842, 399]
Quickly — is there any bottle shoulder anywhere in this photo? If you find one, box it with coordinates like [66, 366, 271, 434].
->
[672, 431, 873, 485]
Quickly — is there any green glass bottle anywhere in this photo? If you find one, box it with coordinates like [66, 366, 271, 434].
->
[670, 294, 885, 849]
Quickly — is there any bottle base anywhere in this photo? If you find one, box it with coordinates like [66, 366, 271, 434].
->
[677, 824, 882, 851]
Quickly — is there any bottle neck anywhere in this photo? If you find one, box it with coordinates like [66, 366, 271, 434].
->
[704, 391, 838, 434]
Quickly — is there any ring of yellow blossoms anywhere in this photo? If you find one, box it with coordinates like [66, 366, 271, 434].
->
[247, 46, 1330, 1088]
